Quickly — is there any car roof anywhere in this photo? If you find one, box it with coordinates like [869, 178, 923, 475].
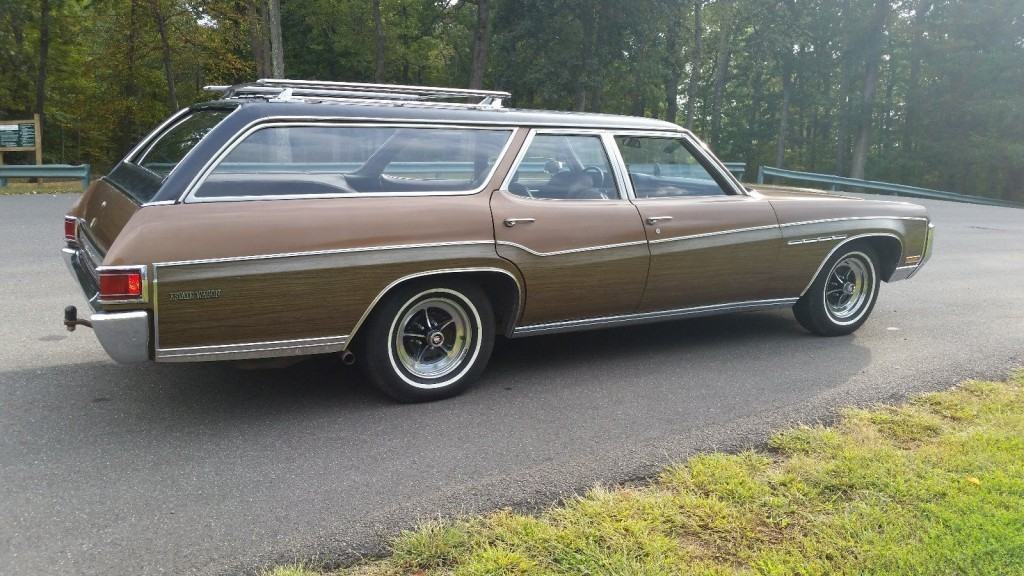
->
[197, 98, 687, 133]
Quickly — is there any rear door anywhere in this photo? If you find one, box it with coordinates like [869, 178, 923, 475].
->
[492, 131, 649, 330]
[611, 133, 785, 311]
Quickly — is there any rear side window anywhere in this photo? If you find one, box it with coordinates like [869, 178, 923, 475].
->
[194, 125, 512, 199]
[614, 136, 728, 198]
[135, 111, 230, 177]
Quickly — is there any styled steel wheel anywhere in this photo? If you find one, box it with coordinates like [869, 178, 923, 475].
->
[360, 281, 494, 402]
[794, 245, 880, 336]
[823, 253, 875, 325]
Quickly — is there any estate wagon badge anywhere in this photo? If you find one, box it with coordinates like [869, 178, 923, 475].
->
[168, 289, 222, 302]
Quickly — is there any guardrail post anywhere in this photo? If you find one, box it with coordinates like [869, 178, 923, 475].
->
[757, 166, 764, 184]
[81, 165, 91, 191]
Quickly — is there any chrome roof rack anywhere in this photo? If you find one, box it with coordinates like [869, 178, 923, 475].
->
[203, 79, 510, 108]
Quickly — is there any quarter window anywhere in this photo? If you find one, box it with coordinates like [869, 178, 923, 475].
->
[506, 134, 619, 200]
[194, 125, 512, 199]
[614, 136, 728, 198]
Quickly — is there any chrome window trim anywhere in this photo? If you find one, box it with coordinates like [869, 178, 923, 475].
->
[156, 335, 348, 362]
[496, 239, 647, 257]
[180, 121, 520, 203]
[122, 107, 192, 164]
[607, 130, 748, 199]
[511, 298, 799, 337]
[344, 267, 524, 346]
[499, 128, 631, 202]
[132, 107, 241, 184]
[798, 233, 904, 296]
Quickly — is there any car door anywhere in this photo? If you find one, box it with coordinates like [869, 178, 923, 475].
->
[611, 133, 785, 312]
[492, 131, 650, 330]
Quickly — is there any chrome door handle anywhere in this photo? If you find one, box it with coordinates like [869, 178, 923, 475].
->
[504, 218, 536, 228]
[645, 216, 673, 225]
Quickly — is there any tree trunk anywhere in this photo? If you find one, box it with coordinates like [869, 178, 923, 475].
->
[266, 0, 284, 78]
[575, 3, 597, 111]
[34, 0, 51, 133]
[250, 0, 271, 77]
[709, 0, 733, 148]
[468, 0, 491, 89]
[149, 0, 178, 110]
[903, 0, 931, 153]
[850, 0, 890, 181]
[775, 56, 792, 168]
[664, 2, 682, 122]
[372, 0, 385, 82]
[685, 0, 702, 129]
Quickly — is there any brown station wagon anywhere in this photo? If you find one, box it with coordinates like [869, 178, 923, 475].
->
[62, 79, 935, 401]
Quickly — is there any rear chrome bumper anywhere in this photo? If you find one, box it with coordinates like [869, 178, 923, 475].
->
[91, 311, 151, 363]
[889, 222, 935, 282]
[63, 248, 151, 363]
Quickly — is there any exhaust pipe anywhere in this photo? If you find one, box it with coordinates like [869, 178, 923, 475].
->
[340, 350, 356, 366]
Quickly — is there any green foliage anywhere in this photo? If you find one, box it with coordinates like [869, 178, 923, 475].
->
[1, 0, 1022, 200]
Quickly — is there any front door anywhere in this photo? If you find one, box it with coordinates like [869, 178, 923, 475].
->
[611, 134, 784, 311]
[492, 132, 649, 329]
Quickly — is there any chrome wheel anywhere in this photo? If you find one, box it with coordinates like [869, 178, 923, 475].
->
[823, 253, 874, 324]
[393, 296, 473, 380]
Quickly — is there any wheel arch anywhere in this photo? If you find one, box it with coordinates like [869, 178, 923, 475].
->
[799, 233, 903, 297]
[344, 267, 524, 349]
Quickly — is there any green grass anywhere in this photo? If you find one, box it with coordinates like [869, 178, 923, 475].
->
[0, 180, 84, 195]
[265, 372, 1024, 576]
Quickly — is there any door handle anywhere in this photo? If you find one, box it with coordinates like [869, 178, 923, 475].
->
[645, 216, 673, 225]
[504, 218, 536, 228]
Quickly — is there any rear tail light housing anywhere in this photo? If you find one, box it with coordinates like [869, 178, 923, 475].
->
[64, 216, 78, 246]
[97, 266, 148, 304]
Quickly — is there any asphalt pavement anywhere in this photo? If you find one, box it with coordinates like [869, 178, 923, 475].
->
[0, 193, 1021, 575]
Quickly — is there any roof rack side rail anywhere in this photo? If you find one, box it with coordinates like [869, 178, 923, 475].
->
[204, 80, 509, 108]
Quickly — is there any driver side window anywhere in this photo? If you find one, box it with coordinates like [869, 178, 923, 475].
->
[507, 134, 619, 200]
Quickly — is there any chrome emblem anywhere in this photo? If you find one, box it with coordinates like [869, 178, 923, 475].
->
[168, 289, 222, 302]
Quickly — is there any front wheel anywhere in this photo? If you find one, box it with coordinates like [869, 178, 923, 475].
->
[358, 281, 495, 402]
[793, 244, 880, 336]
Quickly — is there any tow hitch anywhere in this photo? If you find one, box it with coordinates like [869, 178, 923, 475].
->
[64, 305, 92, 332]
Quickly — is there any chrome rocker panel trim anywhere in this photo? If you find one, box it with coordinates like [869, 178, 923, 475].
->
[156, 335, 348, 362]
[510, 298, 799, 337]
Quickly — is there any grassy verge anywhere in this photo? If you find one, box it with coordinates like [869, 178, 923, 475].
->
[269, 373, 1024, 575]
[0, 180, 84, 195]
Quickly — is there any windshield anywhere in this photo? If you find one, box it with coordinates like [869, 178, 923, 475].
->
[135, 110, 230, 177]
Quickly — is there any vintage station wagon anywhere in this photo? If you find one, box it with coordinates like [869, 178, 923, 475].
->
[63, 80, 934, 401]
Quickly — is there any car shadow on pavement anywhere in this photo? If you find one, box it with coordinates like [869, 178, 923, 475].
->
[1, 310, 867, 430]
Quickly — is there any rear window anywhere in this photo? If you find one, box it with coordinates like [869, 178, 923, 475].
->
[193, 125, 512, 199]
[135, 110, 230, 177]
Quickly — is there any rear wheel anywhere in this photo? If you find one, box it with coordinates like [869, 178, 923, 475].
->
[793, 244, 880, 336]
[359, 281, 494, 402]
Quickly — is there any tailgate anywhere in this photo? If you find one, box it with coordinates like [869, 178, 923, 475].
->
[70, 179, 141, 253]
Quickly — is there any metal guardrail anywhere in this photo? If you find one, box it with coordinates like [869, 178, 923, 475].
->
[723, 162, 745, 179]
[756, 165, 1022, 208]
[0, 164, 91, 190]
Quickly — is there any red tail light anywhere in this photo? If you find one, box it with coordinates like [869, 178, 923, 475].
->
[64, 216, 78, 246]
[98, 268, 145, 301]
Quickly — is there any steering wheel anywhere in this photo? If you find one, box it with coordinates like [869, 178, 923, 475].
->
[582, 166, 606, 189]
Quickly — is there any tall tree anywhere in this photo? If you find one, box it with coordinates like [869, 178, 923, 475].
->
[34, 0, 51, 131]
[685, 0, 702, 128]
[148, 0, 177, 109]
[372, 0, 385, 82]
[267, 0, 284, 78]
[709, 0, 734, 149]
[849, 0, 890, 181]
[467, 0, 491, 89]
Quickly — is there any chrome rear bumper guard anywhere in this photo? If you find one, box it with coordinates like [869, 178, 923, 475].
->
[63, 248, 151, 363]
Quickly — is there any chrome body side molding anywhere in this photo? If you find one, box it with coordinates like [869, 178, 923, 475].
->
[495, 239, 647, 257]
[510, 298, 799, 337]
[156, 335, 348, 363]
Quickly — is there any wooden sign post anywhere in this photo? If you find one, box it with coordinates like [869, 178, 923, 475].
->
[0, 114, 42, 166]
